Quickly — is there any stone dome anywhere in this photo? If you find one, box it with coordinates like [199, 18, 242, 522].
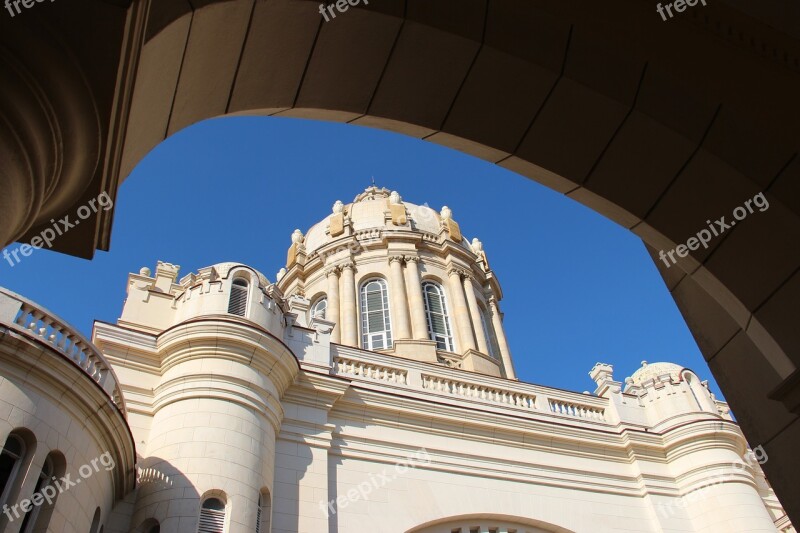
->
[628, 361, 685, 386]
[302, 186, 464, 255]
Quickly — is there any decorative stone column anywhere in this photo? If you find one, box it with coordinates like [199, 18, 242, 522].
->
[326, 267, 341, 343]
[340, 262, 358, 346]
[388, 256, 411, 340]
[489, 296, 516, 379]
[463, 275, 490, 354]
[404, 256, 429, 340]
[447, 266, 476, 352]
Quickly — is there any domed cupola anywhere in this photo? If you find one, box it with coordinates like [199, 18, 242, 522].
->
[276, 186, 517, 379]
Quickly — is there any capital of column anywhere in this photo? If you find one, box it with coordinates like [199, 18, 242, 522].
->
[324, 266, 340, 277]
[446, 265, 469, 279]
[404, 255, 421, 264]
[340, 261, 355, 271]
[388, 255, 405, 265]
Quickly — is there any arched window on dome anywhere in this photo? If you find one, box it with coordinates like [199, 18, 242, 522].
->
[198, 497, 226, 533]
[422, 282, 454, 352]
[311, 297, 327, 320]
[360, 279, 392, 350]
[228, 278, 249, 317]
[480, 306, 500, 359]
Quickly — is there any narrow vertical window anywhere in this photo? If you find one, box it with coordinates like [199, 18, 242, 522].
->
[0, 434, 25, 506]
[480, 307, 500, 359]
[228, 278, 249, 317]
[256, 490, 271, 533]
[198, 497, 226, 533]
[360, 279, 392, 350]
[311, 297, 327, 320]
[422, 282, 454, 352]
[20, 452, 61, 532]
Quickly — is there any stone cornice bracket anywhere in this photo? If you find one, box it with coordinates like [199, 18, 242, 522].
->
[388, 255, 405, 265]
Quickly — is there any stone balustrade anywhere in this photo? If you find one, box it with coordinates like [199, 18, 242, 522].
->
[330, 345, 611, 424]
[0, 287, 125, 413]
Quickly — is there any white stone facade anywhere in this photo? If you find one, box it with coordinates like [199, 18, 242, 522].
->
[0, 187, 794, 532]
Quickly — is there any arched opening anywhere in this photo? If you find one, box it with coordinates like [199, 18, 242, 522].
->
[311, 296, 328, 320]
[0, 429, 36, 530]
[136, 517, 161, 533]
[422, 281, 455, 352]
[19, 450, 66, 533]
[0, 433, 27, 507]
[228, 278, 249, 317]
[360, 278, 393, 350]
[198, 495, 227, 533]
[256, 489, 271, 533]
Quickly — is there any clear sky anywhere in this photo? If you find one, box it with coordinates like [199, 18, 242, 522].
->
[0, 116, 723, 398]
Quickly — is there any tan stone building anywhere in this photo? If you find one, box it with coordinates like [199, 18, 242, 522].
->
[0, 187, 793, 532]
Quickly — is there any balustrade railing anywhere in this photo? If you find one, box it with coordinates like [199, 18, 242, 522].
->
[0, 288, 125, 413]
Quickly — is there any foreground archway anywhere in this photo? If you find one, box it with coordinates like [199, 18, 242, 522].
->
[1, 0, 798, 521]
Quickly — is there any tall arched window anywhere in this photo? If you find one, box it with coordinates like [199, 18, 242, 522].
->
[0, 434, 26, 506]
[480, 307, 500, 359]
[311, 297, 327, 320]
[360, 279, 392, 350]
[198, 497, 226, 533]
[256, 490, 271, 533]
[422, 282, 454, 352]
[20, 451, 64, 532]
[228, 278, 249, 317]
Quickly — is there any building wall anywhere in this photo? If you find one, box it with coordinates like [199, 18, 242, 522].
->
[0, 303, 134, 533]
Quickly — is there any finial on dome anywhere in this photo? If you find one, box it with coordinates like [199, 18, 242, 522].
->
[291, 229, 304, 245]
[139, 266, 151, 276]
[440, 206, 452, 220]
[641, 360, 648, 367]
[276, 268, 287, 281]
[332, 200, 344, 214]
[389, 191, 402, 205]
[471, 238, 483, 252]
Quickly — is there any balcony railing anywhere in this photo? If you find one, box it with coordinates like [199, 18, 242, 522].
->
[0, 287, 125, 413]
[331, 345, 609, 424]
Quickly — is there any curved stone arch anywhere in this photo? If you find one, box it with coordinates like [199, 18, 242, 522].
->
[121, 0, 797, 378]
[406, 513, 575, 533]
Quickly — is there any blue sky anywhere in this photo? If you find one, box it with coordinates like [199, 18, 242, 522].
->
[0, 116, 723, 398]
